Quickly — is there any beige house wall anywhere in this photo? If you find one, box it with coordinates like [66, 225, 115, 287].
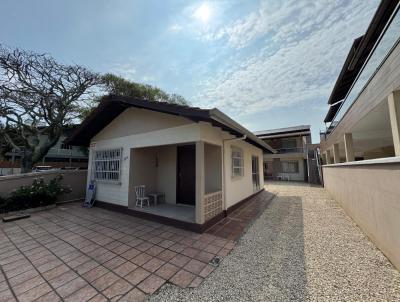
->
[87, 108, 265, 220]
[156, 145, 177, 205]
[224, 139, 264, 208]
[93, 108, 192, 141]
[127, 145, 177, 207]
[204, 143, 222, 194]
[263, 156, 305, 181]
[88, 109, 201, 206]
[323, 159, 400, 270]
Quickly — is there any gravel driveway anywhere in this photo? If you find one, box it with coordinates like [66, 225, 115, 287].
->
[151, 182, 400, 301]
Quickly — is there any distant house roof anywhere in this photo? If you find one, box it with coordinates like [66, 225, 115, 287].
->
[65, 95, 276, 153]
[324, 0, 399, 121]
[254, 125, 311, 138]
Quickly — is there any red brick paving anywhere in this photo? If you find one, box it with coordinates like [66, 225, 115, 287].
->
[206, 190, 275, 240]
[0, 190, 272, 300]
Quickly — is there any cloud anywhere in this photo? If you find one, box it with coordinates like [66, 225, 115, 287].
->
[193, 0, 379, 116]
[169, 24, 183, 33]
[109, 62, 136, 80]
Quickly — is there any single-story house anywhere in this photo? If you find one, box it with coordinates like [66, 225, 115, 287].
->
[66, 95, 276, 231]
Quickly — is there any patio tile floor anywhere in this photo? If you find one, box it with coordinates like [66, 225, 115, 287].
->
[0, 201, 245, 301]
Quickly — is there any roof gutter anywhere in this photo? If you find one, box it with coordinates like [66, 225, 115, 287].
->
[210, 109, 277, 154]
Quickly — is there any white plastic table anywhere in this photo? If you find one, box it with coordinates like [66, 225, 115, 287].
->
[148, 192, 165, 205]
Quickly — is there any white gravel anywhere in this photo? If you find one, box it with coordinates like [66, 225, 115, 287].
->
[150, 182, 400, 301]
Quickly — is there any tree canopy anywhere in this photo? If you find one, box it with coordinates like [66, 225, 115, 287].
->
[0, 46, 189, 172]
[101, 73, 188, 105]
[0, 45, 100, 172]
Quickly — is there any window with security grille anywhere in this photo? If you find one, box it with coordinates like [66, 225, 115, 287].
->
[93, 148, 122, 182]
[282, 160, 299, 173]
[231, 146, 244, 177]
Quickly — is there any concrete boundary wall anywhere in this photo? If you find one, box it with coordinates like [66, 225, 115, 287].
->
[323, 158, 400, 270]
[0, 170, 88, 202]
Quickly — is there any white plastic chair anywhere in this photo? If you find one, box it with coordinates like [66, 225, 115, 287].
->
[135, 185, 150, 208]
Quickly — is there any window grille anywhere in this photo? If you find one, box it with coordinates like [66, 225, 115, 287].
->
[231, 146, 244, 177]
[282, 161, 299, 173]
[93, 148, 122, 182]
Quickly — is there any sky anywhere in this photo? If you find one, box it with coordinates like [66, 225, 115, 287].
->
[0, 0, 380, 142]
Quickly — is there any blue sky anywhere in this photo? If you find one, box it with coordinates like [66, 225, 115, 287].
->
[0, 0, 380, 142]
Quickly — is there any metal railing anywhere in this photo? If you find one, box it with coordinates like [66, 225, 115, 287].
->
[276, 147, 304, 154]
[326, 5, 400, 137]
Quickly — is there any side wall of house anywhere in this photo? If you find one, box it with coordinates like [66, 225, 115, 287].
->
[224, 139, 264, 208]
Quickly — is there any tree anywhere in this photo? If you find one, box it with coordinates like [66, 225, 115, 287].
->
[0, 46, 100, 173]
[79, 73, 189, 120]
[101, 73, 188, 105]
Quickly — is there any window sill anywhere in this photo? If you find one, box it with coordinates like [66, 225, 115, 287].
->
[95, 180, 122, 185]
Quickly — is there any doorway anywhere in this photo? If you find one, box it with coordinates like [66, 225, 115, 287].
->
[176, 144, 196, 205]
[252, 155, 260, 191]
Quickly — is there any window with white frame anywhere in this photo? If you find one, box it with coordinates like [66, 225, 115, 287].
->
[281, 160, 299, 173]
[231, 146, 244, 177]
[93, 148, 122, 182]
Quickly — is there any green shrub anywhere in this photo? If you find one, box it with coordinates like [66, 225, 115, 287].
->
[0, 195, 7, 214]
[2, 175, 71, 213]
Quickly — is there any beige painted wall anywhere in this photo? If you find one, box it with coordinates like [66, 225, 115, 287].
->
[88, 108, 265, 212]
[127, 145, 177, 207]
[364, 146, 395, 160]
[0, 170, 87, 202]
[323, 161, 400, 270]
[224, 139, 264, 208]
[129, 148, 157, 208]
[94, 108, 192, 141]
[156, 145, 177, 205]
[283, 158, 305, 181]
[263, 156, 305, 181]
[204, 143, 222, 194]
[87, 109, 201, 206]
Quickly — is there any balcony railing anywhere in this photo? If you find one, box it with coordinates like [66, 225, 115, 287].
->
[276, 147, 304, 154]
[326, 5, 400, 137]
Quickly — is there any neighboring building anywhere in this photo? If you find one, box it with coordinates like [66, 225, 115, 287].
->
[66, 95, 275, 231]
[255, 125, 319, 183]
[320, 0, 400, 270]
[320, 0, 400, 161]
[0, 128, 88, 176]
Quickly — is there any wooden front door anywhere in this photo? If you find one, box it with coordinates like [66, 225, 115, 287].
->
[177, 145, 196, 205]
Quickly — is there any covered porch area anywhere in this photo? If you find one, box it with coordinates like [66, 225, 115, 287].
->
[127, 141, 224, 228]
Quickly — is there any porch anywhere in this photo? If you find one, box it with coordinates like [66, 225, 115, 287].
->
[127, 141, 224, 226]
[134, 204, 195, 223]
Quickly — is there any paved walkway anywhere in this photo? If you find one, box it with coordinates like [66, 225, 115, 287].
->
[206, 191, 275, 240]
[152, 182, 400, 301]
[0, 204, 237, 301]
